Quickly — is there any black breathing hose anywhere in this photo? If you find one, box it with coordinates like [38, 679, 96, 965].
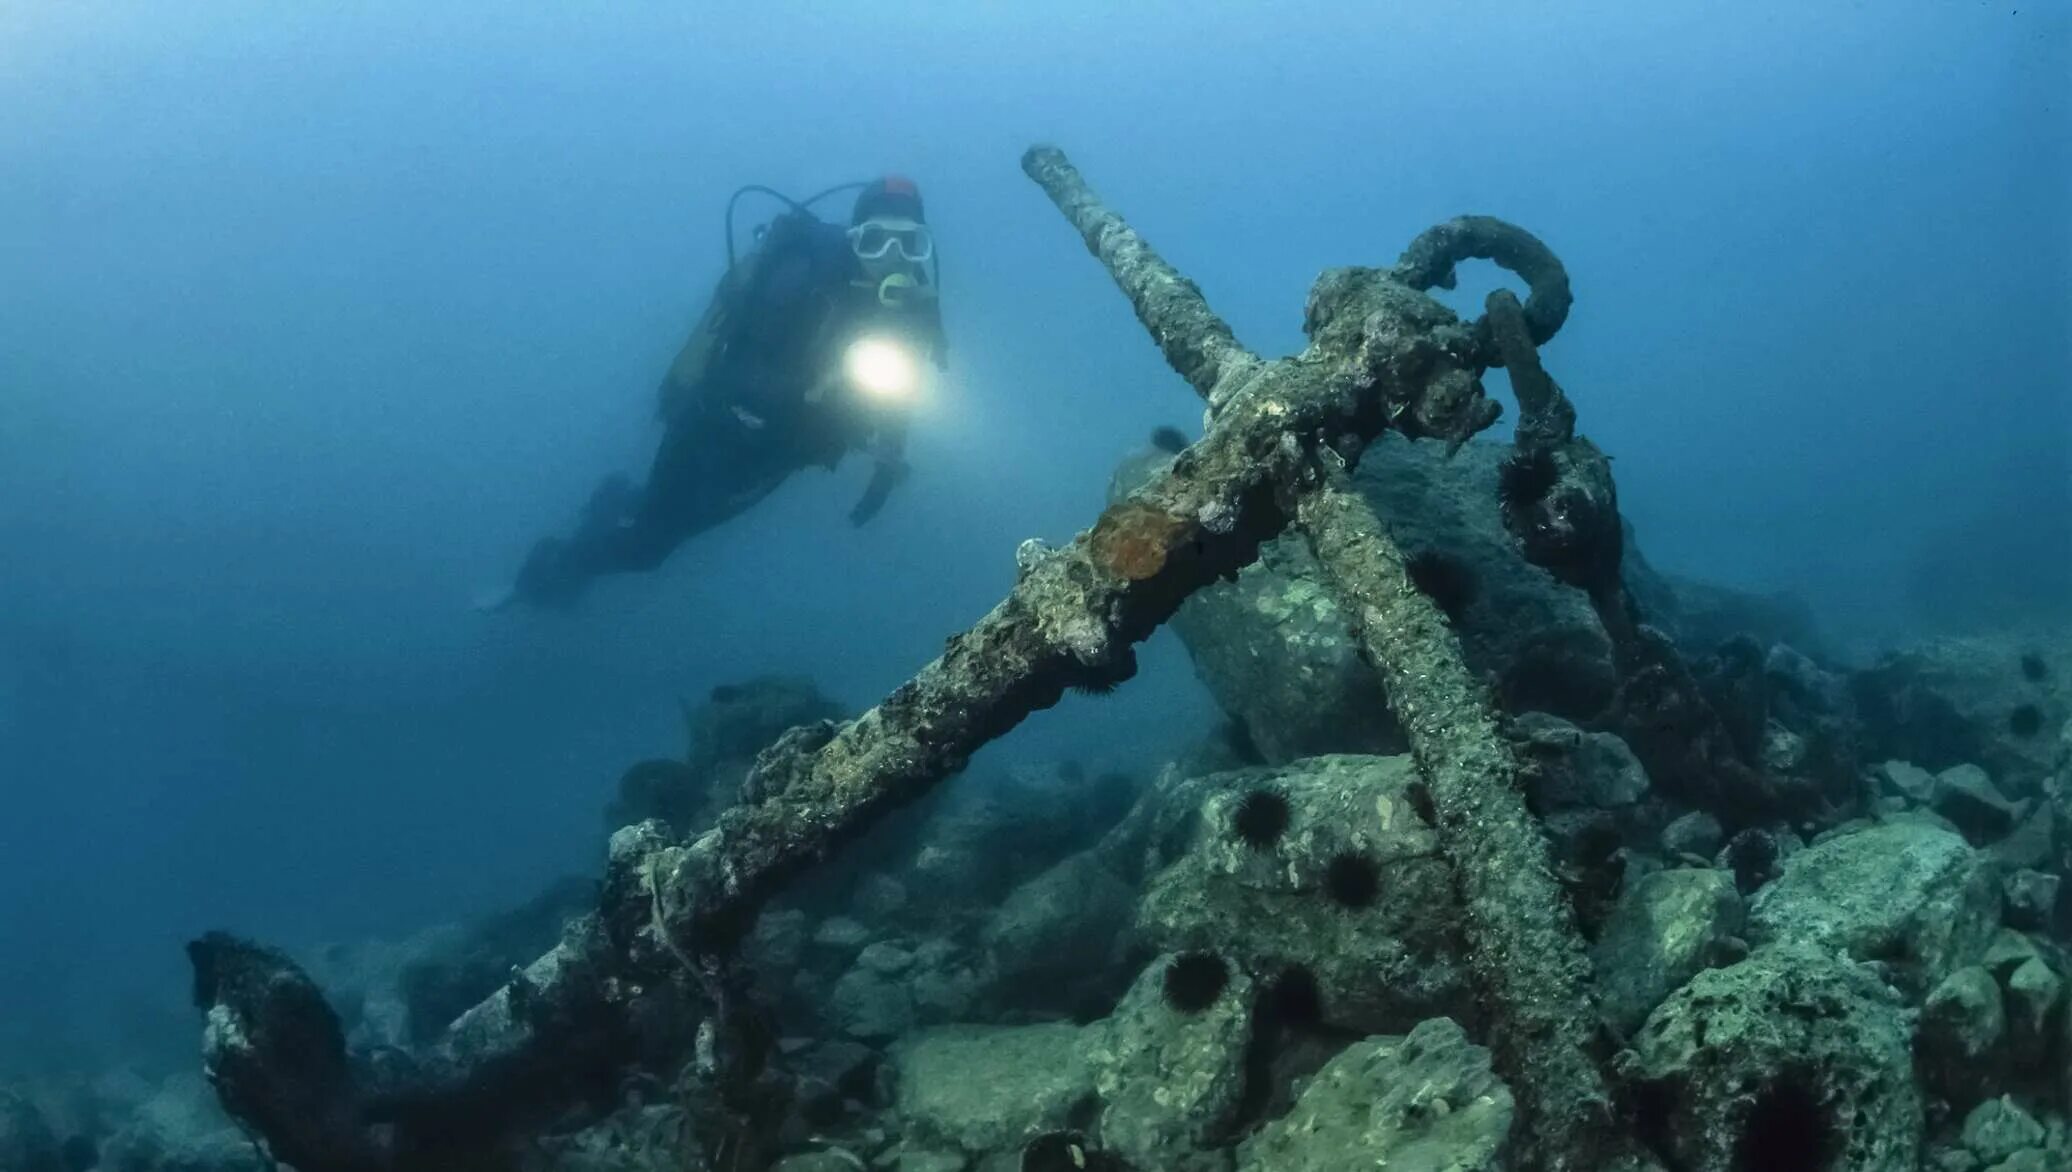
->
[724, 180, 872, 267]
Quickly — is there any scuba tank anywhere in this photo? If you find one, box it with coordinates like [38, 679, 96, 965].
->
[656, 181, 944, 425]
[656, 183, 872, 423]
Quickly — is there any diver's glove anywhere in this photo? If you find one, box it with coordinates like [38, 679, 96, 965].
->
[848, 457, 910, 526]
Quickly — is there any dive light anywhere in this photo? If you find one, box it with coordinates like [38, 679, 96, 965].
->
[842, 335, 922, 404]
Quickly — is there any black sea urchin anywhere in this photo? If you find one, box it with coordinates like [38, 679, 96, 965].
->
[1231, 788, 1290, 848]
[1497, 446, 1560, 515]
[1324, 851, 1381, 909]
[1405, 549, 1478, 623]
[1163, 952, 1229, 1013]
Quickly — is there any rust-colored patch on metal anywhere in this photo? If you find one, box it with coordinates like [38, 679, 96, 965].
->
[1089, 501, 1193, 582]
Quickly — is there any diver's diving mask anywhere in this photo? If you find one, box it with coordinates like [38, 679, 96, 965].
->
[848, 217, 934, 264]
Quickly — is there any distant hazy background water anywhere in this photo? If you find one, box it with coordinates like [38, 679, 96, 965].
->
[2, 3, 2065, 1070]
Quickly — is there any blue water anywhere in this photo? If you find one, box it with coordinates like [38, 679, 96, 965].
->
[1, 3, 2065, 1071]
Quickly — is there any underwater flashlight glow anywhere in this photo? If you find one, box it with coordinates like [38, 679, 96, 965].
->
[843, 336, 920, 402]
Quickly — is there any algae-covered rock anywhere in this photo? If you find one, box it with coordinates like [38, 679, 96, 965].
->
[1513, 711, 1651, 810]
[1961, 1096, 2047, 1166]
[1934, 764, 2026, 843]
[831, 962, 915, 1042]
[1235, 1017, 1511, 1171]
[1116, 434, 1621, 764]
[1129, 755, 1470, 1034]
[1747, 819, 2000, 994]
[1992, 807, 2059, 874]
[2004, 957, 2064, 1072]
[902, 762, 1141, 916]
[1876, 759, 1938, 806]
[1085, 954, 1253, 1172]
[1511, 712, 1658, 904]
[96, 1072, 270, 1172]
[2003, 869, 2061, 930]
[893, 1023, 1095, 1156]
[1591, 867, 1744, 1035]
[1920, 965, 2007, 1070]
[538, 1103, 691, 1172]
[1109, 438, 1398, 765]
[1851, 632, 2070, 797]
[1620, 943, 1921, 1172]
[1358, 435, 1621, 720]
[787, 1037, 879, 1123]
[1982, 930, 2047, 985]
[1170, 537, 1402, 764]
[1661, 810, 1725, 859]
[907, 949, 983, 1027]
[982, 848, 1136, 1015]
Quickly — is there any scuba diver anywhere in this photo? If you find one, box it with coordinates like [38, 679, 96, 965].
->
[481, 175, 946, 612]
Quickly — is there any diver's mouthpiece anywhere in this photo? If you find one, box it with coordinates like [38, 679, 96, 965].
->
[843, 336, 920, 403]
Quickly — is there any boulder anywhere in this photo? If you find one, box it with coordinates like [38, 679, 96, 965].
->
[97, 1073, 269, 1172]
[787, 1037, 881, 1122]
[1591, 867, 1745, 1035]
[982, 848, 1137, 1016]
[1982, 930, 2046, 983]
[1126, 755, 1471, 1034]
[1918, 966, 2007, 1101]
[1960, 1097, 2047, 1167]
[1875, 760, 1937, 806]
[908, 944, 983, 1027]
[2003, 958, 2064, 1073]
[1747, 819, 2000, 994]
[1661, 811, 1725, 860]
[1358, 436, 1621, 720]
[2003, 870, 2060, 931]
[1115, 435, 1622, 765]
[830, 963, 915, 1043]
[1514, 712, 1651, 810]
[899, 763, 1142, 916]
[1850, 632, 2070, 798]
[1619, 944, 1921, 1172]
[1924, 965, 2008, 1062]
[1990, 806, 2057, 873]
[1168, 536, 1403, 764]
[894, 1023, 1095, 1159]
[1235, 1017, 1513, 1172]
[1085, 955, 1254, 1172]
[1933, 764, 2025, 843]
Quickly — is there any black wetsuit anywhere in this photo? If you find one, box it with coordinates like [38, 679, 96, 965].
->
[511, 212, 941, 609]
